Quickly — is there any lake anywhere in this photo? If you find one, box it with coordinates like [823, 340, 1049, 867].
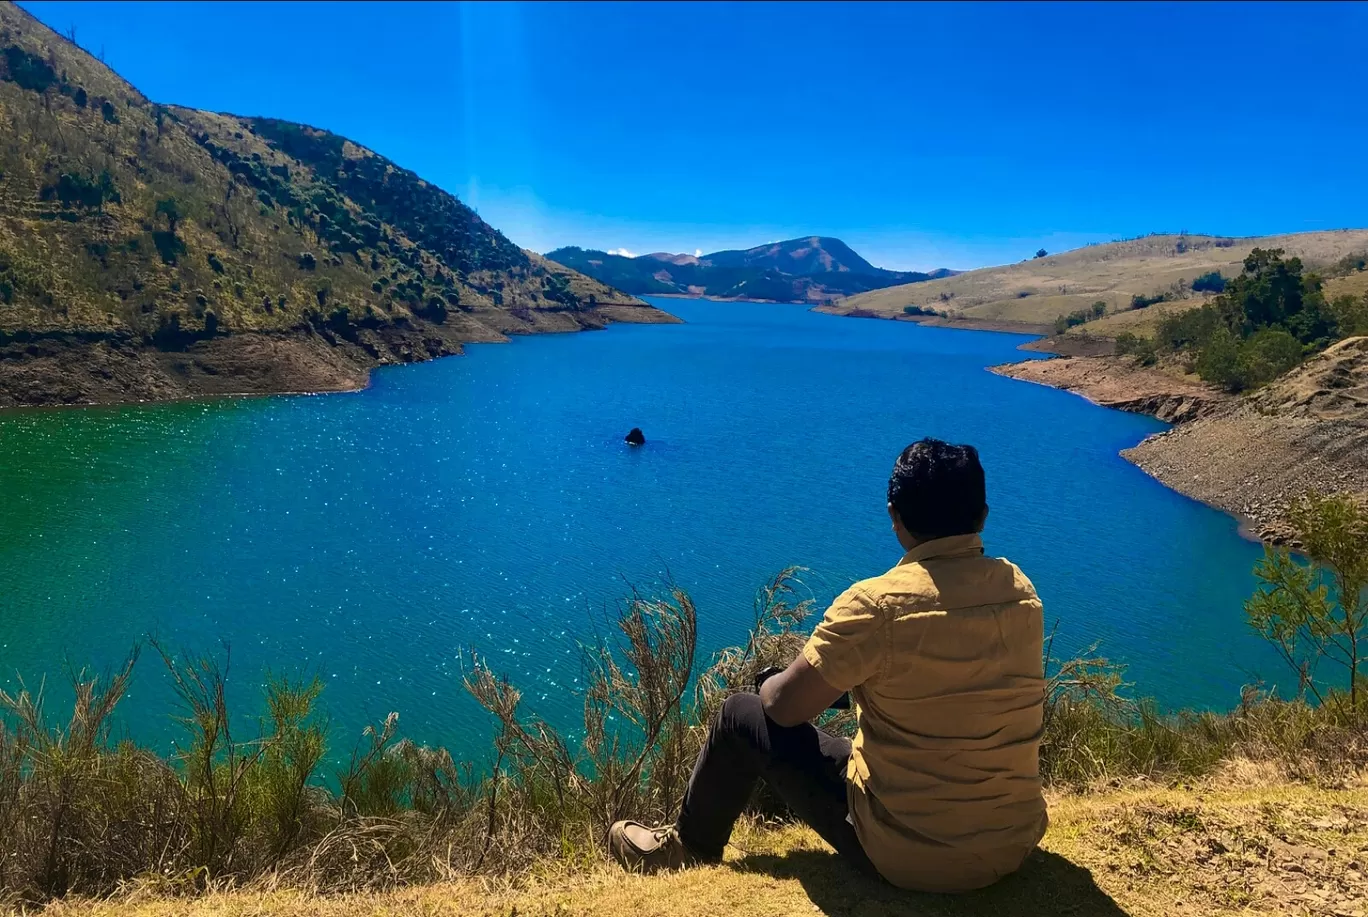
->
[0, 297, 1273, 754]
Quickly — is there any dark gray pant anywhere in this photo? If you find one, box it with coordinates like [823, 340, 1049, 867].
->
[676, 692, 876, 874]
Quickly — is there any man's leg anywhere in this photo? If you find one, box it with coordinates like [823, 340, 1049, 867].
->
[676, 692, 874, 873]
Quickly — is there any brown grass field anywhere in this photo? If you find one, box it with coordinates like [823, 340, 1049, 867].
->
[826, 231, 1368, 337]
[39, 778, 1368, 917]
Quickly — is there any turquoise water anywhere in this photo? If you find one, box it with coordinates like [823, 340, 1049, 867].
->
[0, 298, 1272, 751]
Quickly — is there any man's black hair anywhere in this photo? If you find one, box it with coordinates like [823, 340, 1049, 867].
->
[887, 438, 987, 540]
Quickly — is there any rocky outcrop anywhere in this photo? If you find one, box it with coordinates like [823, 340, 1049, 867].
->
[1124, 337, 1368, 541]
[995, 340, 1368, 542]
[990, 356, 1231, 423]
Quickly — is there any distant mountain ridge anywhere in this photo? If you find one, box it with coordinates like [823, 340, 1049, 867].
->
[545, 236, 956, 303]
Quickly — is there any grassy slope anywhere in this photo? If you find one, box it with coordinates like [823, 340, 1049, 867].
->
[827, 231, 1368, 335]
[47, 780, 1368, 917]
[0, 2, 649, 344]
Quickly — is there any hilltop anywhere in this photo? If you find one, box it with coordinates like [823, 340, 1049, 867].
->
[823, 231, 1368, 336]
[0, 3, 671, 408]
[545, 236, 956, 303]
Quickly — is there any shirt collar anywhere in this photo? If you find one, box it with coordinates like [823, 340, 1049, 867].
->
[897, 533, 985, 565]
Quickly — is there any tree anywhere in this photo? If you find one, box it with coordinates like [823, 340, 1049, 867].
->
[1329, 293, 1368, 337]
[1235, 327, 1303, 389]
[155, 197, 180, 233]
[1192, 271, 1226, 294]
[1035, 249, 1048, 259]
[1246, 493, 1368, 708]
[1194, 326, 1242, 390]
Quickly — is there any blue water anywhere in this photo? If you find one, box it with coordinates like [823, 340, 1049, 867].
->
[0, 298, 1272, 753]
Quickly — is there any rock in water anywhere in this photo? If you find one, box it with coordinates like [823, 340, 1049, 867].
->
[625, 427, 646, 446]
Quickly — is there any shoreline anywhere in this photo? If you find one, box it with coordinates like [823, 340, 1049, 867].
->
[988, 341, 1368, 543]
[811, 303, 1364, 544]
[0, 302, 677, 412]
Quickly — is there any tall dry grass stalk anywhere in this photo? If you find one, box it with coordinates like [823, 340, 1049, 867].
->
[1, 569, 1364, 905]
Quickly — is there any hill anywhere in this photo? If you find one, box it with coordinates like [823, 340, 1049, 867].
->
[545, 236, 956, 303]
[822, 231, 1368, 334]
[46, 781, 1368, 917]
[0, 2, 671, 408]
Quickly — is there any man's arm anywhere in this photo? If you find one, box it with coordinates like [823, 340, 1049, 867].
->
[758, 655, 845, 727]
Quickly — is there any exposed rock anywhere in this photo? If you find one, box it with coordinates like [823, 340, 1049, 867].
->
[990, 356, 1231, 423]
[993, 342, 1368, 540]
[625, 427, 645, 446]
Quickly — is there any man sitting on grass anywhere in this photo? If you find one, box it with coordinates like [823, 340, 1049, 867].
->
[609, 438, 1048, 892]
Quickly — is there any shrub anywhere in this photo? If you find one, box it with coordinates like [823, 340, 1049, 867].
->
[71, 86, 86, 107]
[100, 99, 119, 124]
[1114, 332, 1157, 366]
[154, 197, 180, 232]
[151, 230, 185, 265]
[1194, 326, 1242, 390]
[39, 171, 120, 210]
[1130, 292, 1167, 310]
[1, 45, 56, 92]
[1191, 271, 1226, 293]
[1034, 248, 1048, 259]
[1246, 493, 1368, 707]
[207, 252, 225, 274]
[902, 305, 937, 316]
[297, 251, 317, 271]
[1235, 327, 1303, 390]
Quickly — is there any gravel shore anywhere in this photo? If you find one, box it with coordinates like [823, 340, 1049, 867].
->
[993, 338, 1368, 542]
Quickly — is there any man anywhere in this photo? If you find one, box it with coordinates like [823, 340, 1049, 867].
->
[608, 438, 1048, 892]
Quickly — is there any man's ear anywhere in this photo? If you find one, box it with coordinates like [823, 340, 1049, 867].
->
[977, 504, 990, 532]
[887, 502, 909, 538]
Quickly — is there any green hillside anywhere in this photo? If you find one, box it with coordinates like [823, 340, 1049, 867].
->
[0, 2, 665, 404]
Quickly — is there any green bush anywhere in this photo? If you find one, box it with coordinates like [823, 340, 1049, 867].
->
[1330, 293, 1368, 337]
[1235, 327, 1304, 390]
[2, 45, 56, 92]
[1191, 271, 1226, 293]
[1114, 332, 1158, 366]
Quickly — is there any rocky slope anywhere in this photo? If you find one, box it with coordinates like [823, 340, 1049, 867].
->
[545, 236, 955, 303]
[0, 2, 672, 408]
[992, 356, 1231, 424]
[996, 338, 1368, 540]
[1125, 336, 1368, 541]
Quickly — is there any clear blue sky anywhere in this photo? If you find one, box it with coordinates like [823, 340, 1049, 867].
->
[20, 1, 1368, 270]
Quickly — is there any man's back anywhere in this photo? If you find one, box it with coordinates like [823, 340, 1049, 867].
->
[802, 533, 1047, 892]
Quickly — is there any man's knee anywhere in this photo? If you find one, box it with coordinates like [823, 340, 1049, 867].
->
[715, 692, 764, 738]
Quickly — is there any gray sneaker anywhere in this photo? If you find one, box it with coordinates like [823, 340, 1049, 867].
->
[608, 821, 713, 873]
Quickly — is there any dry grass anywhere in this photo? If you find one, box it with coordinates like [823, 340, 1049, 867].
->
[4, 571, 1366, 912]
[829, 231, 1368, 327]
[33, 781, 1368, 917]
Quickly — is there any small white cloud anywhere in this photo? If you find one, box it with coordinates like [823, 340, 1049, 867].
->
[694, 249, 702, 257]
[607, 247, 638, 258]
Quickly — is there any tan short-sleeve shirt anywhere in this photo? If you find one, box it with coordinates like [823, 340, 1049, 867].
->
[802, 533, 1048, 892]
